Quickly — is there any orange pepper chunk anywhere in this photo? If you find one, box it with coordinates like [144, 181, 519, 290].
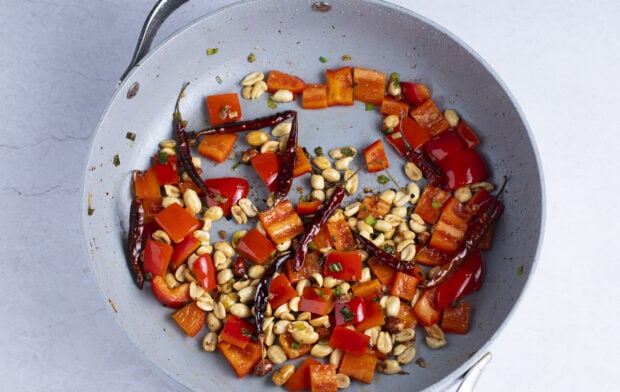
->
[409, 98, 451, 136]
[154, 202, 201, 243]
[326, 219, 355, 251]
[309, 364, 338, 392]
[293, 145, 312, 177]
[197, 133, 238, 163]
[338, 352, 378, 384]
[352, 67, 387, 105]
[258, 199, 304, 244]
[366, 256, 397, 286]
[206, 93, 242, 126]
[134, 167, 161, 199]
[356, 195, 391, 220]
[267, 70, 306, 94]
[285, 356, 321, 391]
[390, 271, 420, 301]
[217, 340, 262, 378]
[171, 301, 205, 337]
[326, 66, 354, 106]
[301, 84, 328, 109]
[351, 278, 382, 300]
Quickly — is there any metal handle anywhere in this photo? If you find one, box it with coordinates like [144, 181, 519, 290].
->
[118, 0, 190, 84]
[457, 352, 493, 392]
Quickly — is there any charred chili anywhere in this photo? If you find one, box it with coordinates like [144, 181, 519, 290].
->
[293, 185, 345, 271]
[272, 111, 298, 203]
[188, 110, 297, 140]
[127, 198, 145, 289]
[253, 253, 291, 337]
[352, 230, 417, 274]
[422, 195, 504, 289]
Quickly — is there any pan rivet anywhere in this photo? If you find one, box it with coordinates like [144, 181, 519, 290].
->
[311, 2, 332, 12]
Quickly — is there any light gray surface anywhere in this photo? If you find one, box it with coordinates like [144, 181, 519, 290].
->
[1, 1, 618, 391]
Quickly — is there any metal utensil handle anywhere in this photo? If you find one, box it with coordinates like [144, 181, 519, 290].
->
[457, 352, 493, 392]
[119, 0, 189, 84]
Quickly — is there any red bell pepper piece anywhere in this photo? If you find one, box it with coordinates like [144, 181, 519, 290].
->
[328, 325, 370, 356]
[433, 250, 484, 310]
[352, 66, 387, 105]
[204, 177, 249, 216]
[205, 92, 242, 126]
[363, 139, 389, 172]
[269, 274, 298, 310]
[413, 183, 451, 225]
[323, 251, 363, 281]
[440, 149, 489, 191]
[325, 66, 354, 106]
[153, 152, 178, 185]
[334, 296, 366, 326]
[309, 364, 338, 392]
[441, 301, 471, 334]
[354, 298, 385, 331]
[266, 70, 306, 94]
[285, 357, 322, 392]
[172, 301, 205, 337]
[301, 84, 328, 109]
[197, 133, 239, 163]
[413, 289, 442, 327]
[258, 199, 304, 245]
[453, 119, 480, 149]
[220, 314, 256, 349]
[142, 238, 173, 278]
[217, 340, 262, 378]
[299, 286, 334, 316]
[170, 234, 201, 271]
[235, 228, 276, 265]
[400, 81, 431, 105]
[154, 202, 201, 244]
[423, 131, 464, 163]
[150, 275, 190, 308]
[409, 98, 451, 136]
[134, 167, 161, 199]
[191, 254, 217, 292]
[296, 199, 323, 216]
[250, 151, 279, 192]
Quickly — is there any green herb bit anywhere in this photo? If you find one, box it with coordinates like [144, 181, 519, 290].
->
[319, 56, 328, 63]
[206, 47, 218, 56]
[377, 175, 390, 184]
[334, 286, 343, 297]
[215, 75, 223, 84]
[364, 215, 377, 226]
[291, 341, 300, 349]
[341, 54, 352, 61]
[314, 288, 329, 300]
[382, 244, 395, 255]
[157, 151, 168, 164]
[268, 98, 277, 109]
[340, 306, 354, 322]
[112, 154, 120, 167]
[241, 328, 252, 337]
[314, 146, 324, 156]
[308, 241, 317, 252]
[232, 161, 241, 170]
[125, 132, 136, 141]
[328, 262, 343, 272]
[365, 103, 375, 111]
[431, 201, 443, 209]
[144, 272, 153, 281]
[340, 147, 355, 157]
[517, 265, 524, 276]
[389, 72, 400, 83]
[247, 52, 256, 63]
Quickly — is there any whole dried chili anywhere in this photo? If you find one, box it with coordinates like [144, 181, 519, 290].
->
[173, 83, 219, 202]
[352, 230, 417, 274]
[421, 195, 504, 289]
[253, 253, 291, 337]
[127, 198, 145, 289]
[188, 110, 297, 139]
[292, 185, 345, 271]
[272, 112, 298, 203]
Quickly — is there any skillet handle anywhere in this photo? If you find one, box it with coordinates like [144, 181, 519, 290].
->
[118, 0, 190, 84]
[456, 352, 492, 392]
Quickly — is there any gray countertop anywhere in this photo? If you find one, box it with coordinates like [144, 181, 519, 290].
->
[2, 0, 619, 391]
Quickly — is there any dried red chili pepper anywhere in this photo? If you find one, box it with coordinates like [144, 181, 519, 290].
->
[292, 185, 345, 272]
[352, 230, 417, 274]
[272, 112, 298, 203]
[253, 253, 291, 337]
[127, 199, 145, 289]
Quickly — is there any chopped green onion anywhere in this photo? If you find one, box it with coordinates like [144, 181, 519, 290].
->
[215, 75, 223, 84]
[314, 146, 324, 156]
[341, 147, 355, 157]
[382, 244, 395, 255]
[247, 52, 256, 63]
[291, 341, 300, 349]
[364, 215, 377, 226]
[377, 175, 390, 184]
[328, 262, 343, 272]
[340, 306, 354, 322]
[365, 103, 375, 111]
[112, 154, 120, 167]
[308, 241, 317, 252]
[389, 72, 400, 84]
[206, 47, 218, 56]
[334, 286, 343, 297]
[341, 54, 352, 61]
[232, 161, 241, 170]
[268, 98, 277, 109]
[157, 151, 168, 164]
[314, 288, 329, 300]
[241, 328, 252, 337]
[319, 56, 328, 63]
[517, 265, 524, 276]
[432, 201, 443, 209]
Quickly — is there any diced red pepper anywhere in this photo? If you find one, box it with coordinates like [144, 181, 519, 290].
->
[279, 332, 313, 360]
[466, 188, 496, 216]
[309, 364, 338, 392]
[235, 228, 276, 265]
[301, 84, 328, 109]
[323, 250, 363, 281]
[390, 271, 420, 301]
[220, 314, 256, 349]
[453, 119, 480, 149]
[413, 289, 442, 327]
[352, 67, 387, 105]
[134, 167, 161, 199]
[409, 98, 451, 136]
[433, 250, 484, 310]
[204, 177, 249, 216]
[171, 301, 205, 337]
[366, 256, 397, 285]
[285, 357, 321, 392]
[258, 199, 304, 245]
[170, 234, 201, 271]
[326, 67, 354, 106]
[400, 81, 431, 105]
[293, 145, 312, 177]
[153, 152, 178, 185]
[356, 195, 391, 220]
[380, 97, 409, 117]
[206, 93, 242, 126]
[197, 133, 239, 163]
[354, 299, 385, 331]
[326, 220, 356, 251]
[338, 352, 377, 384]
[191, 254, 217, 292]
[150, 276, 190, 308]
[154, 202, 201, 243]
[334, 296, 366, 326]
[217, 340, 262, 378]
[440, 149, 489, 191]
[296, 199, 323, 216]
[441, 301, 471, 334]
[269, 274, 298, 310]
[401, 114, 433, 150]
[250, 151, 279, 192]
[363, 139, 389, 172]
[351, 279, 382, 301]
[285, 251, 322, 283]
[142, 238, 173, 278]
[328, 325, 370, 356]
[267, 70, 306, 94]
[413, 184, 451, 225]
[299, 286, 334, 316]
[423, 131, 464, 163]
